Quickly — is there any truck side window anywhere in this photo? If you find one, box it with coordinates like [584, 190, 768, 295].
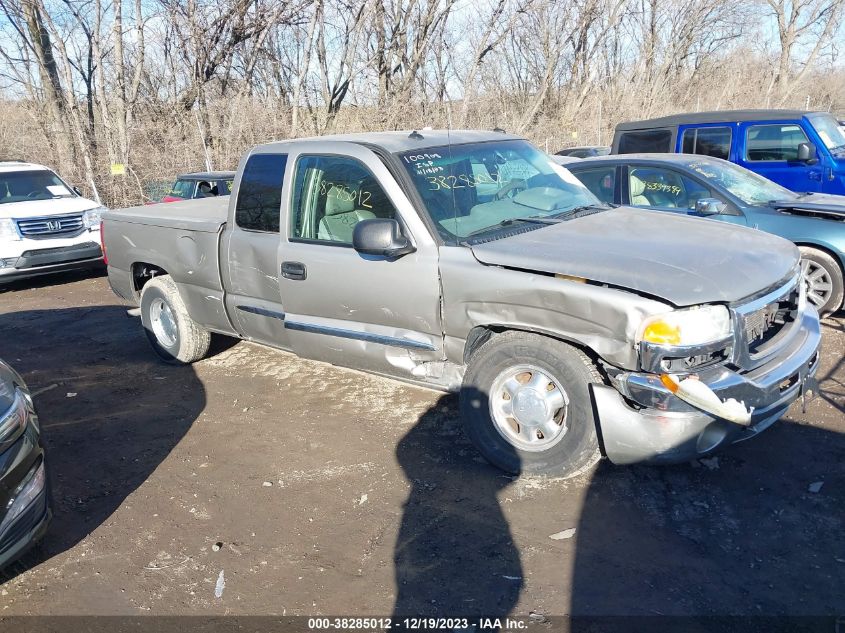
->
[571, 167, 615, 204]
[291, 155, 397, 245]
[681, 127, 731, 160]
[235, 153, 288, 232]
[745, 124, 809, 162]
[617, 129, 672, 153]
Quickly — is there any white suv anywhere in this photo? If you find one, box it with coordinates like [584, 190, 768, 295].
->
[0, 162, 106, 283]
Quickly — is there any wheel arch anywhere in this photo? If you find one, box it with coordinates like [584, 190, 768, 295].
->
[463, 324, 607, 381]
[794, 241, 845, 274]
[131, 262, 169, 300]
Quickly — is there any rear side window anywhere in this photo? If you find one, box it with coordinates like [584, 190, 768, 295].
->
[682, 127, 731, 160]
[629, 166, 716, 210]
[235, 154, 288, 232]
[617, 130, 672, 154]
[745, 124, 809, 161]
[571, 166, 616, 204]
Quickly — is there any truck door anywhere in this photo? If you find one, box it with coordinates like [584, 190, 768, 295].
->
[277, 143, 443, 378]
[736, 121, 823, 193]
[221, 152, 293, 349]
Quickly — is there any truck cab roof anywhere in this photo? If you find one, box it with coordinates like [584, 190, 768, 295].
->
[250, 129, 523, 154]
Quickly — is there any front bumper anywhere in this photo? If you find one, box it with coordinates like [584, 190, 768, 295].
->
[0, 398, 50, 570]
[593, 304, 821, 465]
[0, 241, 103, 282]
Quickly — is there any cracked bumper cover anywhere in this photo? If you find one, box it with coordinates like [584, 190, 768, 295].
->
[592, 305, 821, 465]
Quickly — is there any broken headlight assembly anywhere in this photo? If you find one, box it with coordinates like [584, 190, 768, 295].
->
[637, 305, 733, 373]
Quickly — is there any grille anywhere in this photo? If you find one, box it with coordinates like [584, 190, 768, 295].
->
[15, 214, 84, 237]
[743, 283, 800, 356]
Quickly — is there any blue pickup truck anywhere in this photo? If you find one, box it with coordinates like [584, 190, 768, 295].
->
[612, 110, 845, 195]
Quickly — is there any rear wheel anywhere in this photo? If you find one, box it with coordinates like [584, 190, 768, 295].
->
[799, 246, 844, 316]
[460, 331, 602, 477]
[140, 275, 211, 364]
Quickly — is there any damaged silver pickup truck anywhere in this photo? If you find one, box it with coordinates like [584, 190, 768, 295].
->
[103, 131, 821, 477]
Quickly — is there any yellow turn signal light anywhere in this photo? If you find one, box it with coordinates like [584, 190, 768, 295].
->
[642, 321, 682, 346]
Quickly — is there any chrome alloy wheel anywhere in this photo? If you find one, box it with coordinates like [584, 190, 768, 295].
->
[149, 297, 178, 348]
[489, 364, 570, 452]
[801, 257, 834, 309]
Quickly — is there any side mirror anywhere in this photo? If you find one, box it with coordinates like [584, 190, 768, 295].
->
[797, 142, 818, 164]
[694, 198, 726, 216]
[352, 218, 415, 258]
[72, 186, 82, 196]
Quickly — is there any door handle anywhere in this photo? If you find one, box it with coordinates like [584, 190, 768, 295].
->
[281, 261, 307, 280]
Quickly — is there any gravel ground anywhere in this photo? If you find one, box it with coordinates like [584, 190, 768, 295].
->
[0, 270, 843, 617]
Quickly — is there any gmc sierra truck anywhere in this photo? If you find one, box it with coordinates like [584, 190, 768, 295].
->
[103, 130, 821, 477]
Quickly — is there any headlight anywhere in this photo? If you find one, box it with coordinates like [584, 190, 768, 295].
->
[83, 206, 107, 228]
[0, 218, 20, 241]
[0, 389, 28, 444]
[0, 460, 46, 536]
[637, 305, 732, 347]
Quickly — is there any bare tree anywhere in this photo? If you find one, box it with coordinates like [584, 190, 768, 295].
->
[765, 0, 845, 101]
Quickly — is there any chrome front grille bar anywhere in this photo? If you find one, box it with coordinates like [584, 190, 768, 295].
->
[15, 214, 85, 237]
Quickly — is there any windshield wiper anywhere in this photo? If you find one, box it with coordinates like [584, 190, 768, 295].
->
[552, 203, 609, 218]
[461, 216, 561, 239]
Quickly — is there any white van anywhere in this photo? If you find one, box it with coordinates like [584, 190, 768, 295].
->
[0, 161, 105, 283]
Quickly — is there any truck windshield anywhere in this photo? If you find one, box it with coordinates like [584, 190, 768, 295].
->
[686, 158, 797, 205]
[398, 140, 601, 241]
[0, 169, 75, 204]
[808, 114, 845, 154]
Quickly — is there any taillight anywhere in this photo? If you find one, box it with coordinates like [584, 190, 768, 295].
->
[100, 220, 108, 265]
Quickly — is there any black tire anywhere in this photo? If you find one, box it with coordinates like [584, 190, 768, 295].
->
[460, 331, 602, 477]
[140, 275, 211, 364]
[799, 246, 844, 317]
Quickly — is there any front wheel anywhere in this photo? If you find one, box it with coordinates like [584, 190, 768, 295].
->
[140, 274, 211, 364]
[460, 331, 602, 477]
[799, 246, 844, 317]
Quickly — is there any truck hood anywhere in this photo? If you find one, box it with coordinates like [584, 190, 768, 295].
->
[772, 193, 845, 219]
[0, 196, 101, 219]
[469, 207, 799, 306]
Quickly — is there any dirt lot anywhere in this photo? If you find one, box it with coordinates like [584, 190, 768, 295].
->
[0, 270, 843, 618]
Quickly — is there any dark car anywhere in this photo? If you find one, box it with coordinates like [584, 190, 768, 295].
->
[0, 358, 49, 570]
[555, 146, 610, 158]
[560, 153, 845, 315]
[160, 171, 235, 203]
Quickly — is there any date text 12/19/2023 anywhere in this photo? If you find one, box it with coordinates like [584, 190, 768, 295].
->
[307, 617, 528, 631]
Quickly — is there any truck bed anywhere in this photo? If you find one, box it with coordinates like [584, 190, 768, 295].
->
[102, 196, 233, 334]
[104, 197, 228, 233]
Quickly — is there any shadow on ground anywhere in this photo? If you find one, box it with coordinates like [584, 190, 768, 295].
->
[570, 417, 845, 625]
[0, 267, 106, 294]
[0, 305, 205, 579]
[392, 393, 523, 617]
